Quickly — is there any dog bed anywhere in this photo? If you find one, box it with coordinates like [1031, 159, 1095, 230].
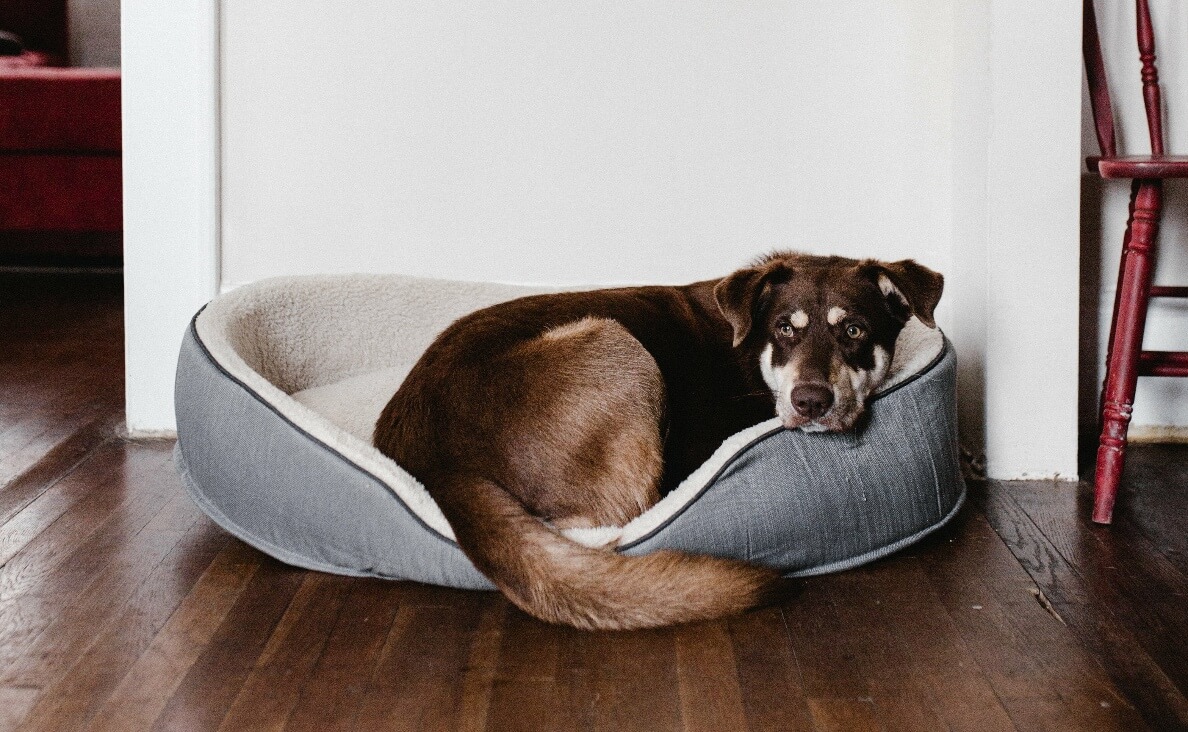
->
[174, 273, 965, 590]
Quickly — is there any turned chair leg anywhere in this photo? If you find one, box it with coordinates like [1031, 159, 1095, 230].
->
[1094, 180, 1162, 524]
[1099, 181, 1140, 428]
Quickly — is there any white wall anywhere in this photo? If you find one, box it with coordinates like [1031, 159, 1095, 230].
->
[125, 0, 1084, 478]
[1083, 0, 1188, 440]
[221, 1, 954, 289]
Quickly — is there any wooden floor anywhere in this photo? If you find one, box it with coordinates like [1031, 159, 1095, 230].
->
[2, 271, 1188, 731]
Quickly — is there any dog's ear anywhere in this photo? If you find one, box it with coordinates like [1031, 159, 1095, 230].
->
[714, 262, 792, 347]
[862, 259, 944, 327]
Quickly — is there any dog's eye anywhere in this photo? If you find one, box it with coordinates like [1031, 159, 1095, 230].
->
[845, 324, 865, 339]
[778, 322, 795, 337]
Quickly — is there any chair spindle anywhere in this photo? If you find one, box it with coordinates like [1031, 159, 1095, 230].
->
[1137, 0, 1164, 155]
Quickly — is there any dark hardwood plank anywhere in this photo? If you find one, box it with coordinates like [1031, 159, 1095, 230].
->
[84, 541, 261, 731]
[0, 438, 129, 570]
[217, 573, 354, 730]
[551, 614, 597, 732]
[352, 589, 485, 731]
[4, 484, 197, 687]
[149, 556, 307, 731]
[0, 442, 180, 682]
[0, 409, 119, 526]
[854, 558, 1017, 732]
[10, 512, 227, 731]
[451, 599, 509, 732]
[824, 566, 952, 732]
[782, 573, 877, 720]
[483, 605, 568, 732]
[583, 623, 681, 732]
[673, 621, 749, 732]
[978, 479, 1188, 730]
[0, 274, 124, 490]
[282, 579, 410, 732]
[0, 403, 114, 490]
[726, 608, 816, 732]
[804, 696, 880, 732]
[1, 446, 186, 690]
[923, 507, 1145, 731]
[1114, 444, 1188, 574]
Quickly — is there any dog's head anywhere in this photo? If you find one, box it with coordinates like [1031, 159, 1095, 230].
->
[715, 252, 943, 432]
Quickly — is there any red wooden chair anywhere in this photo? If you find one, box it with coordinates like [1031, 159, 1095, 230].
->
[1084, 0, 1188, 523]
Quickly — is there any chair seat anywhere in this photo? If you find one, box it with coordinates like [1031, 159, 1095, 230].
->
[1089, 155, 1188, 179]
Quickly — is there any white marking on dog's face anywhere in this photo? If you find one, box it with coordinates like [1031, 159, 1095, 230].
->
[798, 421, 829, 433]
[759, 343, 777, 392]
[827, 306, 847, 325]
[790, 310, 809, 329]
[760, 343, 798, 421]
[845, 344, 891, 405]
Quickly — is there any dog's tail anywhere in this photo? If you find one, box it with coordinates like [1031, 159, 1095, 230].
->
[437, 475, 790, 631]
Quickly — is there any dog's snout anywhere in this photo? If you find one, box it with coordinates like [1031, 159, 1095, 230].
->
[790, 384, 834, 420]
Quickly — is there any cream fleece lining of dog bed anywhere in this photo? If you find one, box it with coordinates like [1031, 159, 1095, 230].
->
[195, 274, 944, 548]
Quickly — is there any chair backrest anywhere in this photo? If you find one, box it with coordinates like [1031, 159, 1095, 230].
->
[1084, 0, 1165, 157]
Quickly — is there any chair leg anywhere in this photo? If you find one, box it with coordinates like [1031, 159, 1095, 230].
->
[1099, 181, 1140, 427]
[1094, 180, 1162, 524]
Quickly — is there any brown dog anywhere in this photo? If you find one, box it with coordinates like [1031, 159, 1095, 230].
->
[373, 252, 943, 630]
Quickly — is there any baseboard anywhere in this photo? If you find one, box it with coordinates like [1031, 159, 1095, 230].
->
[1128, 425, 1188, 444]
[125, 427, 178, 440]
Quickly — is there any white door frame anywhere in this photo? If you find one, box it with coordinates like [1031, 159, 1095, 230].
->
[121, 0, 1083, 479]
[980, 0, 1083, 480]
[122, 0, 220, 435]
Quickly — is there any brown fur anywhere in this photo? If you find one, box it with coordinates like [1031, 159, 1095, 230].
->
[373, 252, 942, 630]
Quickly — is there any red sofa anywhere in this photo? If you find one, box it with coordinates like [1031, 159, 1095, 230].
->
[0, 0, 122, 264]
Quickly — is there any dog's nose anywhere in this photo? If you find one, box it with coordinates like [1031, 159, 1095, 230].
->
[790, 384, 834, 420]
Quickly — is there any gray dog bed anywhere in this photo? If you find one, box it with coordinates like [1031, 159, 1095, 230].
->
[174, 274, 965, 590]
